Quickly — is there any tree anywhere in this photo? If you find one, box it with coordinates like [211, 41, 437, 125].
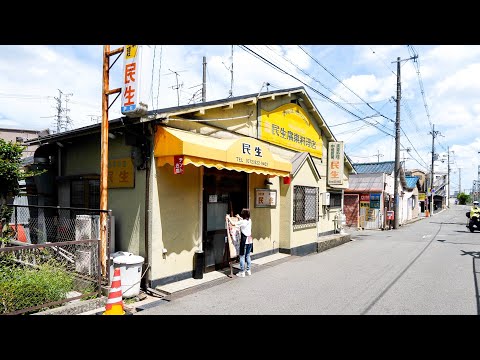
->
[0, 139, 42, 237]
[457, 192, 470, 205]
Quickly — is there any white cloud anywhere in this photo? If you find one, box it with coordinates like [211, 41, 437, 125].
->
[2, 44, 480, 191]
[434, 63, 480, 96]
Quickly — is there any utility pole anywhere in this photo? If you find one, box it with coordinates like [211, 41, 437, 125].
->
[100, 45, 123, 277]
[229, 45, 233, 97]
[63, 92, 73, 130]
[430, 124, 440, 215]
[447, 147, 451, 207]
[202, 56, 207, 102]
[169, 69, 183, 106]
[477, 151, 480, 201]
[222, 45, 234, 97]
[392, 54, 417, 229]
[459, 168, 462, 194]
[393, 57, 401, 229]
[374, 150, 383, 163]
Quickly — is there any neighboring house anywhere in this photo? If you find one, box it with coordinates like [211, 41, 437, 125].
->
[432, 173, 448, 209]
[345, 161, 417, 229]
[0, 128, 48, 160]
[402, 176, 421, 222]
[406, 169, 427, 212]
[0, 127, 47, 208]
[345, 162, 394, 230]
[25, 86, 355, 288]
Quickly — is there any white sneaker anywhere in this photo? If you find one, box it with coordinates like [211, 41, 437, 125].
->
[236, 271, 245, 277]
[246, 270, 251, 276]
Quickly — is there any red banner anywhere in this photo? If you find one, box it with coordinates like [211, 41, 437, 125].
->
[174, 155, 184, 174]
[360, 193, 370, 202]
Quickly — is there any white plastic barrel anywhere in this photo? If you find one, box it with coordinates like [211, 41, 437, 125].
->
[113, 254, 145, 298]
[109, 251, 132, 284]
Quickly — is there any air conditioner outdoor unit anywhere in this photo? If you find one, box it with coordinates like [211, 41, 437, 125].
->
[322, 192, 331, 206]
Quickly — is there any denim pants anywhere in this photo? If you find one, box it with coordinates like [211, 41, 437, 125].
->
[239, 243, 253, 272]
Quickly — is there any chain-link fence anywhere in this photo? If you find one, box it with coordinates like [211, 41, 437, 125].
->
[3, 204, 113, 280]
[0, 239, 101, 315]
[5, 204, 106, 244]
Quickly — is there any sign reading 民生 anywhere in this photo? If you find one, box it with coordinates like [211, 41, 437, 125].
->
[108, 157, 135, 188]
[121, 45, 152, 117]
[255, 188, 277, 208]
[327, 141, 344, 185]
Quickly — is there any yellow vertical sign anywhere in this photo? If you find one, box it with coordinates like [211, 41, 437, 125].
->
[108, 157, 135, 188]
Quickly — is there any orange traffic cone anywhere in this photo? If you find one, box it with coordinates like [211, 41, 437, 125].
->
[103, 267, 125, 315]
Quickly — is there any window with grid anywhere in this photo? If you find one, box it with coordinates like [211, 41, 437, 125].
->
[71, 179, 100, 209]
[293, 185, 319, 225]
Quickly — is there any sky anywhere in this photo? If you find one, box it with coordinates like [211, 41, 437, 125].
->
[0, 44, 478, 193]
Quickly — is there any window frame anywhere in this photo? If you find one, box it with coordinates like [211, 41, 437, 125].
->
[293, 185, 319, 226]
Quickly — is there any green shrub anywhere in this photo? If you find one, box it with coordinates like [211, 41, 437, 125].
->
[0, 260, 75, 314]
[457, 192, 470, 205]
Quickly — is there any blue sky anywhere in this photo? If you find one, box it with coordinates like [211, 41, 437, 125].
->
[0, 45, 478, 193]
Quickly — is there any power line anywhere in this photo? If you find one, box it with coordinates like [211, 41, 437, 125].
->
[298, 45, 393, 120]
[239, 45, 394, 138]
[263, 45, 370, 118]
[369, 47, 397, 76]
[407, 45, 433, 132]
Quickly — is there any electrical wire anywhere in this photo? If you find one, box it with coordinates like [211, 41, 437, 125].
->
[407, 45, 433, 132]
[298, 45, 392, 119]
[239, 45, 394, 138]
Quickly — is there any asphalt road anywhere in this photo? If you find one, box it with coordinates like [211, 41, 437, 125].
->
[137, 204, 480, 315]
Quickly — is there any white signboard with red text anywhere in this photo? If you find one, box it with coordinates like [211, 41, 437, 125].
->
[121, 45, 153, 117]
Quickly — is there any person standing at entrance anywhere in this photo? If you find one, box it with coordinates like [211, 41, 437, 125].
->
[233, 208, 253, 277]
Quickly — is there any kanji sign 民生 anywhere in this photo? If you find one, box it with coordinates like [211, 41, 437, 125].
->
[108, 157, 135, 188]
[327, 141, 344, 185]
[121, 45, 152, 117]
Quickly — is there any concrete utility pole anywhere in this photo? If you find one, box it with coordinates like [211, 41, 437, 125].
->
[202, 56, 206, 102]
[447, 147, 451, 207]
[392, 54, 417, 229]
[100, 45, 123, 277]
[477, 151, 480, 201]
[459, 168, 462, 194]
[393, 57, 401, 229]
[229, 45, 234, 97]
[430, 124, 440, 215]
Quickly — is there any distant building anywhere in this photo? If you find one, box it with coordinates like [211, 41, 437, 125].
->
[0, 128, 49, 160]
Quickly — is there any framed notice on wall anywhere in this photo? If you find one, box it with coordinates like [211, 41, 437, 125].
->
[255, 188, 277, 208]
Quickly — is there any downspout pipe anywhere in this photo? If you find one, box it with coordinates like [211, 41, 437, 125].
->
[143, 123, 153, 290]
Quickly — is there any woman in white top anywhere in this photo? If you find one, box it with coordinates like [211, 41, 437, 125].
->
[234, 208, 252, 277]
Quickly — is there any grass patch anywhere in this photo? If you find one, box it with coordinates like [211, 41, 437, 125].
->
[0, 259, 75, 314]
